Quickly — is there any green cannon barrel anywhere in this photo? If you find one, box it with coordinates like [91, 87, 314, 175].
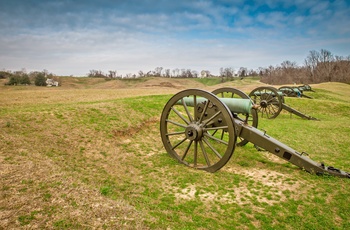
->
[293, 88, 301, 93]
[287, 87, 302, 93]
[177, 97, 253, 114]
[252, 91, 284, 96]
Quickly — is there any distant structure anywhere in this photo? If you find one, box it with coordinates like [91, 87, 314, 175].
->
[46, 78, 59, 87]
[200, 70, 209, 78]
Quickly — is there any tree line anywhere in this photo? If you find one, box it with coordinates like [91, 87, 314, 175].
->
[0, 69, 59, 86]
[260, 49, 350, 84]
[2, 49, 349, 86]
[88, 49, 349, 84]
[87, 66, 258, 82]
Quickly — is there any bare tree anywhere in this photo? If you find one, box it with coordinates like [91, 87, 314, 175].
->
[125, 73, 133, 78]
[319, 49, 334, 81]
[145, 71, 152, 77]
[191, 70, 198, 78]
[280, 60, 298, 83]
[200, 70, 211, 78]
[238, 67, 248, 77]
[172, 68, 179, 77]
[333, 55, 350, 83]
[248, 69, 258, 76]
[88, 70, 106, 78]
[154, 67, 163, 77]
[220, 67, 234, 81]
[304, 50, 320, 82]
[185, 69, 193, 78]
[164, 69, 171, 78]
[138, 71, 145, 78]
[108, 70, 117, 78]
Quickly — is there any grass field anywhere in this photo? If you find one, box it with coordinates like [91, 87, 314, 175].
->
[1, 77, 349, 229]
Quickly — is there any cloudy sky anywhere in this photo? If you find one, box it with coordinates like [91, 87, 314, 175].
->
[1, 0, 349, 76]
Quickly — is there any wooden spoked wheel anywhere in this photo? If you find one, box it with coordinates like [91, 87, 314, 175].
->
[160, 89, 237, 172]
[212, 87, 258, 146]
[249, 87, 283, 119]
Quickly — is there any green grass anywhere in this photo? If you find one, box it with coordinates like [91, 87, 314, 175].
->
[0, 82, 349, 229]
[193, 76, 261, 86]
[193, 77, 225, 86]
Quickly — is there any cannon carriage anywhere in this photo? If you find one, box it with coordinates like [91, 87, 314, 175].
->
[160, 88, 349, 178]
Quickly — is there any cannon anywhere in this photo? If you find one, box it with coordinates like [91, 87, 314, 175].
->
[278, 86, 313, 99]
[248, 86, 318, 120]
[160, 88, 349, 178]
[298, 84, 315, 92]
[211, 87, 258, 146]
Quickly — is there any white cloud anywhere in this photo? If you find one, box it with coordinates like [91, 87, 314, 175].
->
[0, 0, 349, 76]
[309, 1, 329, 14]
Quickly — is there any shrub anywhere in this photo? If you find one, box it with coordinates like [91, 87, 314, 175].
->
[34, 73, 47, 86]
[4, 72, 31, 85]
[20, 75, 31, 85]
[7, 76, 19, 85]
[0, 71, 12, 79]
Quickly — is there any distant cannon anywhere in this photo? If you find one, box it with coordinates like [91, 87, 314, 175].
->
[278, 86, 313, 99]
[160, 88, 349, 178]
[298, 84, 315, 92]
[248, 86, 318, 120]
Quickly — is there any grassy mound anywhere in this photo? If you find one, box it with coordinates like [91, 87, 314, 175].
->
[0, 79, 349, 229]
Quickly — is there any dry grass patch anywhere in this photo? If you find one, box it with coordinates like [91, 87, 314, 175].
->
[0, 147, 148, 229]
[1, 79, 350, 229]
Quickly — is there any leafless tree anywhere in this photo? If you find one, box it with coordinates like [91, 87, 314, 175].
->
[238, 67, 248, 77]
[108, 70, 117, 78]
[200, 70, 211, 78]
[220, 67, 234, 82]
[125, 73, 133, 78]
[164, 69, 171, 78]
[319, 49, 335, 81]
[154, 67, 163, 77]
[304, 49, 335, 82]
[138, 71, 145, 78]
[332, 55, 350, 83]
[172, 68, 179, 77]
[191, 70, 198, 78]
[247, 69, 258, 76]
[88, 70, 106, 78]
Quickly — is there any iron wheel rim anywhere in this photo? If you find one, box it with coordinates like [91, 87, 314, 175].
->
[249, 87, 283, 119]
[160, 89, 237, 172]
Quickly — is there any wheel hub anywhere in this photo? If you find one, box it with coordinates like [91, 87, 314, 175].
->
[185, 124, 203, 141]
[260, 100, 268, 108]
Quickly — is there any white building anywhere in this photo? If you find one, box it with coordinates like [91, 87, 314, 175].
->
[46, 78, 59, 87]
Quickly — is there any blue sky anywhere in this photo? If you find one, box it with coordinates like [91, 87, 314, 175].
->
[1, 0, 349, 76]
